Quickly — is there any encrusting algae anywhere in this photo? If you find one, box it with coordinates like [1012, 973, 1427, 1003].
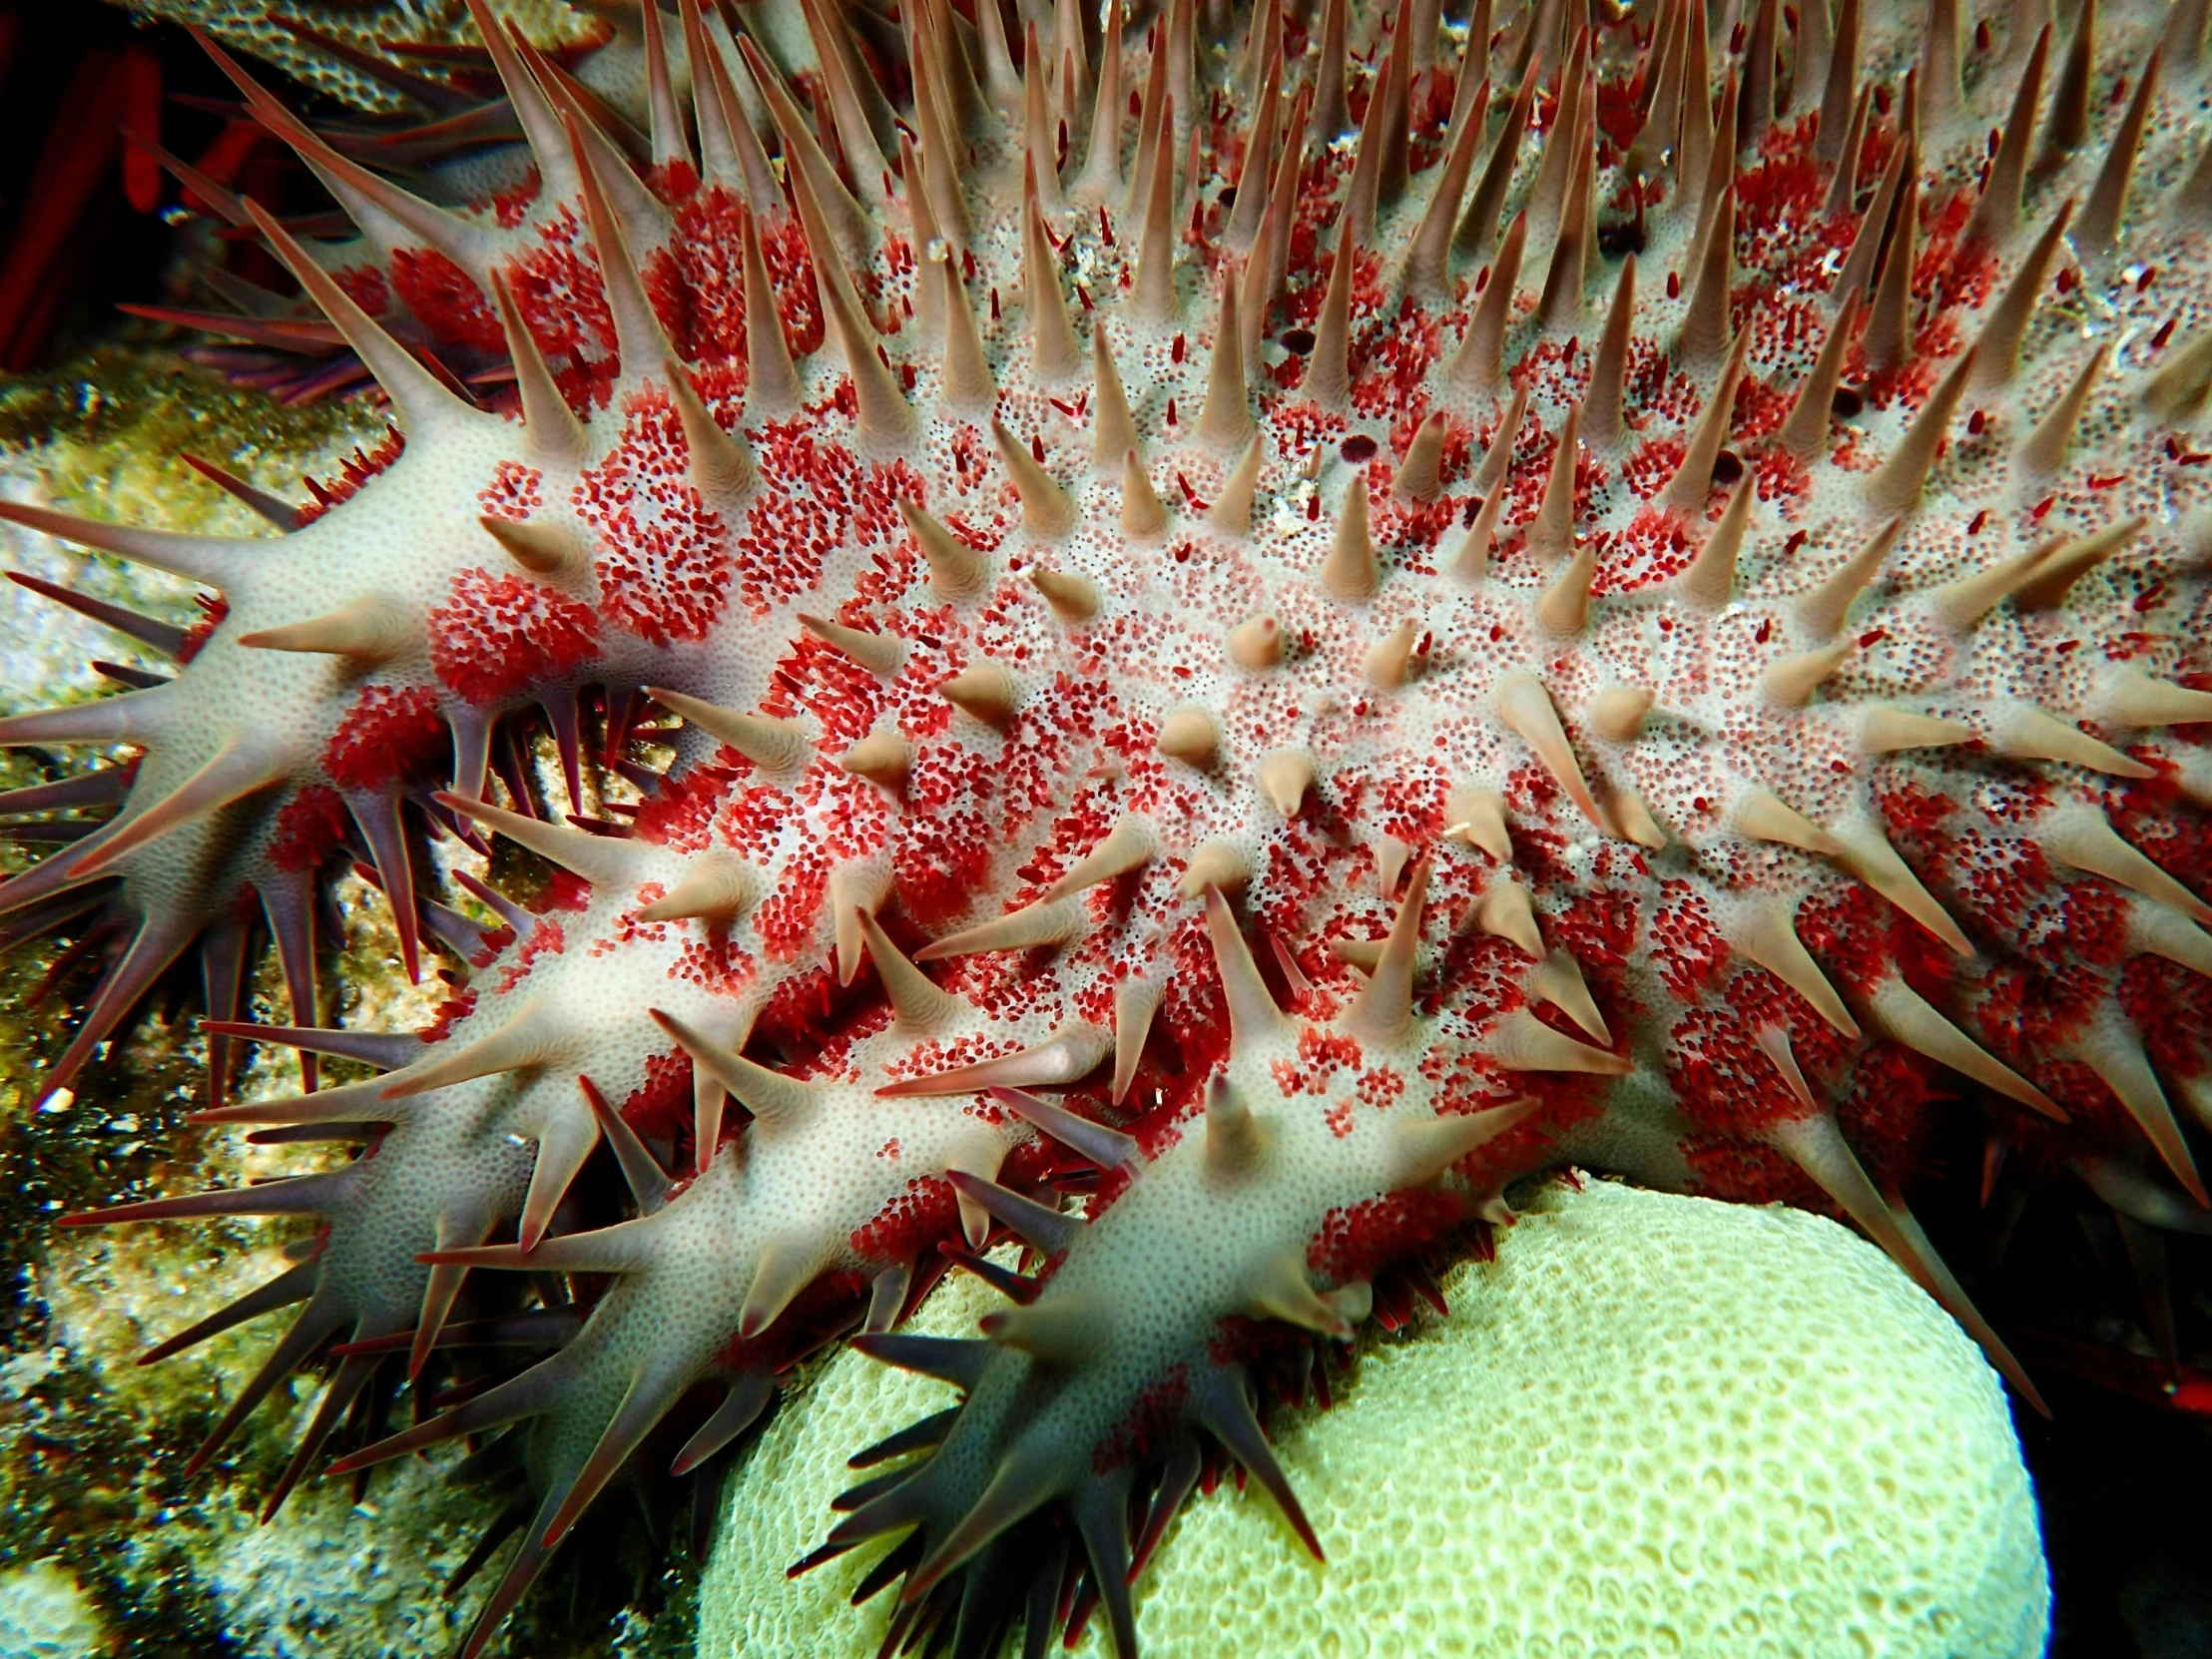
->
[4, 0, 2210, 1649]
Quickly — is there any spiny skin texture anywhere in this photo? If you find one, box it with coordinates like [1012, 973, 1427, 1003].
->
[9, 0, 2212, 1650]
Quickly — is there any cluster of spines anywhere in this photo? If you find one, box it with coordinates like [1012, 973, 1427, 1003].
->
[1, 0, 2210, 1653]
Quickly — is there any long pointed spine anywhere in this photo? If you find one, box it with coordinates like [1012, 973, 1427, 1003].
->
[1448, 212, 1525, 395]
[241, 202, 472, 435]
[1307, 226, 1357, 407]
[1970, 202, 2071, 392]
[1077, 0, 1128, 202]
[1860, 174, 1919, 377]
[1963, 25, 2048, 250]
[2073, 45, 2160, 256]
[1865, 346, 1978, 517]
[2034, 0, 2096, 172]
[1454, 77, 1535, 264]
[1583, 257, 1637, 451]
[1779, 290, 1861, 461]
[740, 205, 805, 415]
[1133, 93, 1180, 322]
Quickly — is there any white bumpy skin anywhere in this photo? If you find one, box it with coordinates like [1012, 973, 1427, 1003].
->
[3, 0, 2211, 1652]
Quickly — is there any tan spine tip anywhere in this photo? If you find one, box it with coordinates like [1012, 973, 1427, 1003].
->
[1364, 621, 1421, 691]
[841, 729, 912, 787]
[1178, 837, 1255, 897]
[238, 595, 411, 664]
[648, 687, 815, 776]
[1733, 786, 1845, 856]
[1391, 411, 1449, 502]
[1228, 614, 1284, 669]
[940, 662, 1021, 728]
[1610, 787, 1668, 849]
[991, 418, 1077, 538]
[1207, 432, 1265, 535]
[1196, 274, 1256, 451]
[1760, 640, 1855, 708]
[1534, 543, 1598, 636]
[480, 514, 589, 579]
[1259, 748, 1314, 816]
[1321, 475, 1381, 601]
[1029, 566, 1102, 624]
[1120, 450, 1169, 538]
[1474, 876, 1543, 956]
[897, 497, 994, 601]
[1589, 685, 1655, 742]
[634, 851, 759, 922]
[1864, 345, 1978, 519]
[1859, 708, 1974, 753]
[798, 612, 905, 677]
[1443, 783, 1512, 860]
[1157, 706, 1220, 767]
[663, 355, 757, 501]
[1528, 404, 1583, 563]
[1493, 672, 1608, 834]
[1091, 323, 1141, 474]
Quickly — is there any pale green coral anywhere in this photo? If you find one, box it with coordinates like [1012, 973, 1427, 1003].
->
[701, 1180, 2049, 1659]
[102, 0, 595, 116]
[0, 1559, 109, 1659]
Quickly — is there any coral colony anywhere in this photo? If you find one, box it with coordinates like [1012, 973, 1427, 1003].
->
[4, 0, 2210, 1648]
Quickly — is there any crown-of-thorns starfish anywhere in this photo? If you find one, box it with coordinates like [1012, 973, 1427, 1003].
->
[8, 0, 2212, 1650]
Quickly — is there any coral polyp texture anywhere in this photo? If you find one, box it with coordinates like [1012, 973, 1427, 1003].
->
[707, 1180, 2048, 1656]
[9, 0, 2212, 1647]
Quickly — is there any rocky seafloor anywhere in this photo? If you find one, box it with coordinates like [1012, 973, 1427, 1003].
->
[0, 347, 691, 1659]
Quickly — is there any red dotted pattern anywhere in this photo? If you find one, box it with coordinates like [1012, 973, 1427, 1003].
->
[1093, 1365, 1193, 1477]
[670, 188, 748, 366]
[1269, 1025, 1365, 1098]
[754, 847, 829, 963]
[1649, 880, 1729, 1001]
[331, 264, 389, 316]
[176, 594, 228, 664]
[322, 684, 447, 793]
[1306, 1188, 1463, 1284]
[1681, 1133, 1818, 1206]
[296, 429, 405, 527]
[1665, 1005, 1812, 1138]
[417, 987, 478, 1044]
[617, 1048, 695, 1153]
[847, 1174, 959, 1264]
[505, 205, 617, 375]
[477, 459, 543, 522]
[573, 385, 735, 645]
[267, 785, 349, 872]
[628, 765, 731, 852]
[489, 919, 564, 996]
[669, 933, 759, 996]
[389, 248, 499, 352]
[426, 566, 601, 705]
[758, 212, 826, 355]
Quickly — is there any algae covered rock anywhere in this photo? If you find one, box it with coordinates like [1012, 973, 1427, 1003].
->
[0, 350, 490, 1658]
